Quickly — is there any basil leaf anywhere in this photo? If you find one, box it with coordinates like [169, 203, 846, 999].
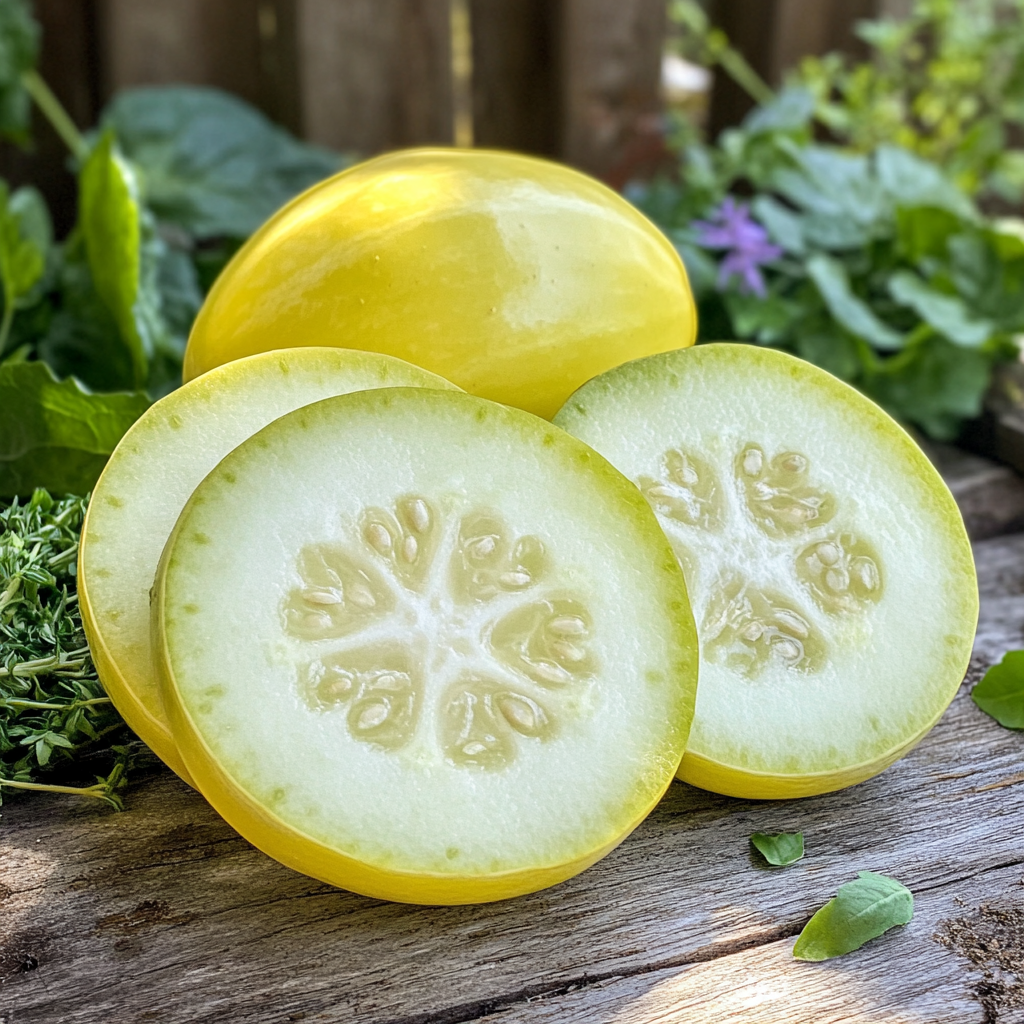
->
[888, 271, 994, 348]
[751, 831, 804, 867]
[807, 253, 905, 351]
[793, 871, 913, 962]
[79, 130, 150, 388]
[972, 651, 1024, 729]
[102, 86, 343, 240]
[0, 0, 38, 145]
[0, 361, 149, 498]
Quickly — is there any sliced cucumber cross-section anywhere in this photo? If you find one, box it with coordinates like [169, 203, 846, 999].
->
[79, 348, 459, 783]
[555, 344, 978, 798]
[154, 388, 698, 903]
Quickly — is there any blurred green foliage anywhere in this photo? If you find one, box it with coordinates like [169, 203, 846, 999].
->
[639, 0, 1024, 440]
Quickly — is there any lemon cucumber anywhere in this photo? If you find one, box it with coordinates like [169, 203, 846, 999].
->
[183, 148, 696, 419]
[153, 389, 697, 903]
[554, 344, 978, 799]
[79, 348, 458, 784]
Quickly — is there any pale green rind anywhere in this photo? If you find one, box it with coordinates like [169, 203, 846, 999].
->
[156, 388, 697, 903]
[555, 343, 978, 798]
[79, 347, 460, 784]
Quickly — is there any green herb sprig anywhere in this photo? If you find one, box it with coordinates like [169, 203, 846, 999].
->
[0, 488, 130, 808]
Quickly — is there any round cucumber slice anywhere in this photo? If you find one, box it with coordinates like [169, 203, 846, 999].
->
[79, 348, 459, 784]
[554, 344, 978, 799]
[154, 389, 697, 903]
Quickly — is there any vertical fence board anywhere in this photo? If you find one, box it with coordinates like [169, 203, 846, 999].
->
[559, 0, 667, 181]
[707, 0, 882, 136]
[296, 0, 453, 154]
[469, 0, 560, 156]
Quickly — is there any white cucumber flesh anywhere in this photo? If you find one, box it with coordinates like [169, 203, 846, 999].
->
[554, 343, 978, 798]
[154, 388, 698, 903]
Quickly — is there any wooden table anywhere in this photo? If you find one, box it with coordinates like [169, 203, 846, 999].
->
[4, 448, 1024, 1024]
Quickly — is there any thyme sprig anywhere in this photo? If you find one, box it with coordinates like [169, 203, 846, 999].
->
[0, 489, 131, 810]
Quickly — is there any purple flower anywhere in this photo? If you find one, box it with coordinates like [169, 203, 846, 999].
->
[691, 197, 783, 298]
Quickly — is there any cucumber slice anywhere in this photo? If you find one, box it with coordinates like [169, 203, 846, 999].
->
[79, 348, 458, 784]
[154, 389, 697, 903]
[554, 344, 978, 798]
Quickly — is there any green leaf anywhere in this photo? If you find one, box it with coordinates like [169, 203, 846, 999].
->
[752, 195, 805, 255]
[874, 146, 976, 219]
[807, 254, 904, 351]
[895, 206, 966, 263]
[751, 831, 804, 867]
[887, 271, 994, 348]
[79, 131, 149, 388]
[863, 337, 992, 440]
[0, 0, 38, 145]
[724, 291, 799, 344]
[972, 651, 1024, 729]
[793, 871, 913, 961]
[0, 180, 47, 353]
[102, 86, 344, 240]
[0, 361, 149, 498]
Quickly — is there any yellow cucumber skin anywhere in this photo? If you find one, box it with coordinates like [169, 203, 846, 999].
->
[79, 506, 196, 787]
[183, 148, 696, 420]
[78, 348, 460, 789]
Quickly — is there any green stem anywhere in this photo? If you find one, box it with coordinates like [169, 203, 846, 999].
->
[712, 37, 775, 106]
[0, 778, 113, 800]
[21, 69, 87, 160]
[0, 650, 90, 679]
[0, 696, 111, 711]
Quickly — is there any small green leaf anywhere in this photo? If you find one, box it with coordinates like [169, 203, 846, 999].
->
[972, 651, 1024, 729]
[0, 0, 38, 145]
[0, 180, 47, 353]
[793, 871, 913, 962]
[0, 361, 149, 498]
[807, 254, 905, 351]
[888, 271, 994, 348]
[79, 130, 149, 388]
[751, 831, 804, 866]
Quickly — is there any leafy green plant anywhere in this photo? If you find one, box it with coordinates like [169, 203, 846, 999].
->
[635, 15, 1024, 439]
[795, 0, 1024, 203]
[0, 0, 346, 498]
[0, 489, 132, 807]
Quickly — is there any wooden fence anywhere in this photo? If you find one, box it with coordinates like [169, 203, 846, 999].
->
[6, 0, 899, 232]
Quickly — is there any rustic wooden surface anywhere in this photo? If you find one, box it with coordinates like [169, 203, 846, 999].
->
[2, 460, 1024, 1024]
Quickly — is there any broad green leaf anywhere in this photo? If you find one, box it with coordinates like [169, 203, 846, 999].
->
[895, 206, 966, 263]
[79, 130, 148, 388]
[807, 254, 904, 351]
[752, 195, 805, 255]
[972, 651, 1024, 729]
[724, 291, 799, 344]
[863, 337, 991, 440]
[102, 86, 344, 240]
[874, 146, 976, 219]
[743, 86, 815, 135]
[0, 180, 47, 353]
[0, 361, 149, 498]
[793, 327, 862, 382]
[751, 831, 804, 867]
[793, 871, 913, 961]
[0, 0, 38, 144]
[888, 271, 994, 348]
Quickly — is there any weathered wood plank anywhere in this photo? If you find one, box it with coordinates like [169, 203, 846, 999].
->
[479, 862, 1024, 1024]
[295, 0, 453, 153]
[2, 527, 1022, 1023]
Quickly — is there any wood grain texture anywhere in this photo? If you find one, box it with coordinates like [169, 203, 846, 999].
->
[559, 0, 666, 180]
[1, 522, 1022, 1023]
[296, 0, 453, 153]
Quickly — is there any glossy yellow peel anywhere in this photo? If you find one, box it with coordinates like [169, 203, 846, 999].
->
[79, 348, 459, 784]
[183, 148, 696, 419]
[154, 389, 698, 903]
[555, 344, 978, 799]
